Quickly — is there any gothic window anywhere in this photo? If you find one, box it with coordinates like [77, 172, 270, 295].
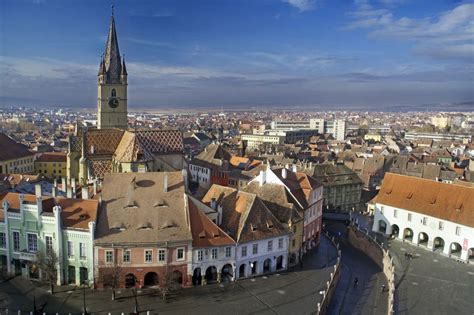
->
[111, 89, 117, 97]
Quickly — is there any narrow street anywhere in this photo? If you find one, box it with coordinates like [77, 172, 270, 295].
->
[324, 220, 388, 315]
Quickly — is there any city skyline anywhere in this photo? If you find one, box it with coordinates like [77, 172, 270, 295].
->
[0, 0, 473, 108]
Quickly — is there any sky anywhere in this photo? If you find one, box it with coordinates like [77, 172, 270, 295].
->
[0, 0, 473, 110]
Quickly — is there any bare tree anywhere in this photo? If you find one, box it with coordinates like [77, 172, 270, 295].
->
[100, 261, 123, 301]
[158, 264, 182, 302]
[37, 249, 59, 294]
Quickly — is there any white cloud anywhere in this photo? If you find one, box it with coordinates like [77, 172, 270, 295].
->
[347, 2, 474, 60]
[283, 0, 317, 12]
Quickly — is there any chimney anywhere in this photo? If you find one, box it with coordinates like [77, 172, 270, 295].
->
[259, 170, 266, 186]
[61, 177, 67, 192]
[35, 183, 42, 197]
[210, 198, 217, 210]
[217, 205, 223, 225]
[182, 169, 188, 191]
[163, 173, 168, 193]
[71, 178, 77, 198]
[52, 186, 57, 198]
[292, 164, 297, 173]
[93, 179, 98, 196]
[82, 186, 89, 199]
[282, 167, 287, 179]
[285, 163, 290, 170]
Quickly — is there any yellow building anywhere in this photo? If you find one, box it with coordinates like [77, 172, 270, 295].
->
[35, 152, 67, 179]
[0, 133, 35, 174]
[364, 133, 382, 142]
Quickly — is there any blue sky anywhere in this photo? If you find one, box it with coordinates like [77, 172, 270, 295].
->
[0, 0, 473, 109]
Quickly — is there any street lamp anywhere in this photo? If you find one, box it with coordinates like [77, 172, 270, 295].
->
[133, 287, 139, 314]
[82, 280, 88, 315]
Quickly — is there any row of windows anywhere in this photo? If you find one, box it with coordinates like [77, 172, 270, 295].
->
[67, 241, 87, 259]
[190, 165, 209, 174]
[241, 238, 284, 257]
[38, 169, 62, 174]
[105, 248, 185, 264]
[36, 162, 64, 167]
[382, 207, 463, 236]
[8, 158, 33, 167]
[196, 247, 232, 261]
[3, 231, 38, 252]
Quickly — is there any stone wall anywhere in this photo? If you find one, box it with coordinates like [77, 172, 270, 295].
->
[347, 225, 396, 315]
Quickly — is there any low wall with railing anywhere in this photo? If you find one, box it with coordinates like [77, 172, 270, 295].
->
[316, 231, 342, 315]
[348, 225, 395, 315]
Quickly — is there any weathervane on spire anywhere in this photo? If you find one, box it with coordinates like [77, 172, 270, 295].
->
[111, 4, 114, 17]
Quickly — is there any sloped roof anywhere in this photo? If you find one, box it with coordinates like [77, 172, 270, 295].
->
[114, 131, 154, 163]
[188, 197, 235, 248]
[272, 167, 322, 208]
[193, 144, 232, 167]
[0, 192, 98, 230]
[0, 133, 34, 161]
[95, 172, 192, 245]
[375, 173, 474, 227]
[202, 185, 288, 243]
[36, 152, 67, 163]
[243, 182, 303, 224]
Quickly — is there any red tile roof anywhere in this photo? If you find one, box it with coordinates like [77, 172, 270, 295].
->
[376, 173, 474, 227]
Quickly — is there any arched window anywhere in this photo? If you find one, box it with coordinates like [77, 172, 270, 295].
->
[111, 89, 116, 97]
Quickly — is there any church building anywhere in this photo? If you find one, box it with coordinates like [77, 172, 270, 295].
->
[67, 9, 185, 183]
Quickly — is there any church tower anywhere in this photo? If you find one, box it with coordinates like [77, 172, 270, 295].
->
[97, 7, 128, 129]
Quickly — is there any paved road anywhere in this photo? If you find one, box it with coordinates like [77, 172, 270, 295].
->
[324, 221, 388, 315]
[352, 212, 474, 315]
[0, 235, 338, 315]
[389, 240, 474, 315]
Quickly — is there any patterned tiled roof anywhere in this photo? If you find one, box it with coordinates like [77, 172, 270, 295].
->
[88, 160, 113, 178]
[114, 131, 154, 163]
[85, 129, 125, 157]
[135, 130, 183, 154]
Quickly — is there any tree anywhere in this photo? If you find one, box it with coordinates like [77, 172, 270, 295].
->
[158, 265, 182, 302]
[100, 261, 123, 301]
[37, 249, 59, 294]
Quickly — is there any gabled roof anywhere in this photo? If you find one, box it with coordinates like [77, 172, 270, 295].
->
[188, 197, 235, 248]
[114, 131, 154, 163]
[272, 167, 322, 208]
[243, 182, 303, 224]
[195, 144, 232, 165]
[0, 133, 34, 162]
[375, 173, 474, 227]
[202, 185, 288, 243]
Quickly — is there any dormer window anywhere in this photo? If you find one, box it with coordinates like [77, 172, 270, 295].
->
[111, 89, 117, 97]
[154, 199, 168, 207]
[251, 223, 257, 232]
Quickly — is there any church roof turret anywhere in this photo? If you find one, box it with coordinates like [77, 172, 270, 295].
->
[103, 6, 122, 83]
[121, 55, 127, 76]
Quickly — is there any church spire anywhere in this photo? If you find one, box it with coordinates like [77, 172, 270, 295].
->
[103, 5, 122, 83]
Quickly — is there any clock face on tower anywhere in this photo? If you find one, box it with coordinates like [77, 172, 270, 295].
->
[108, 97, 119, 109]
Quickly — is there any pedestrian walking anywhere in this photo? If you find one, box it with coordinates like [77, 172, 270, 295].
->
[354, 277, 359, 287]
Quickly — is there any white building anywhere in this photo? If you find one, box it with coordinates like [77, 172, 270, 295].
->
[202, 185, 290, 279]
[187, 197, 236, 285]
[372, 173, 474, 262]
